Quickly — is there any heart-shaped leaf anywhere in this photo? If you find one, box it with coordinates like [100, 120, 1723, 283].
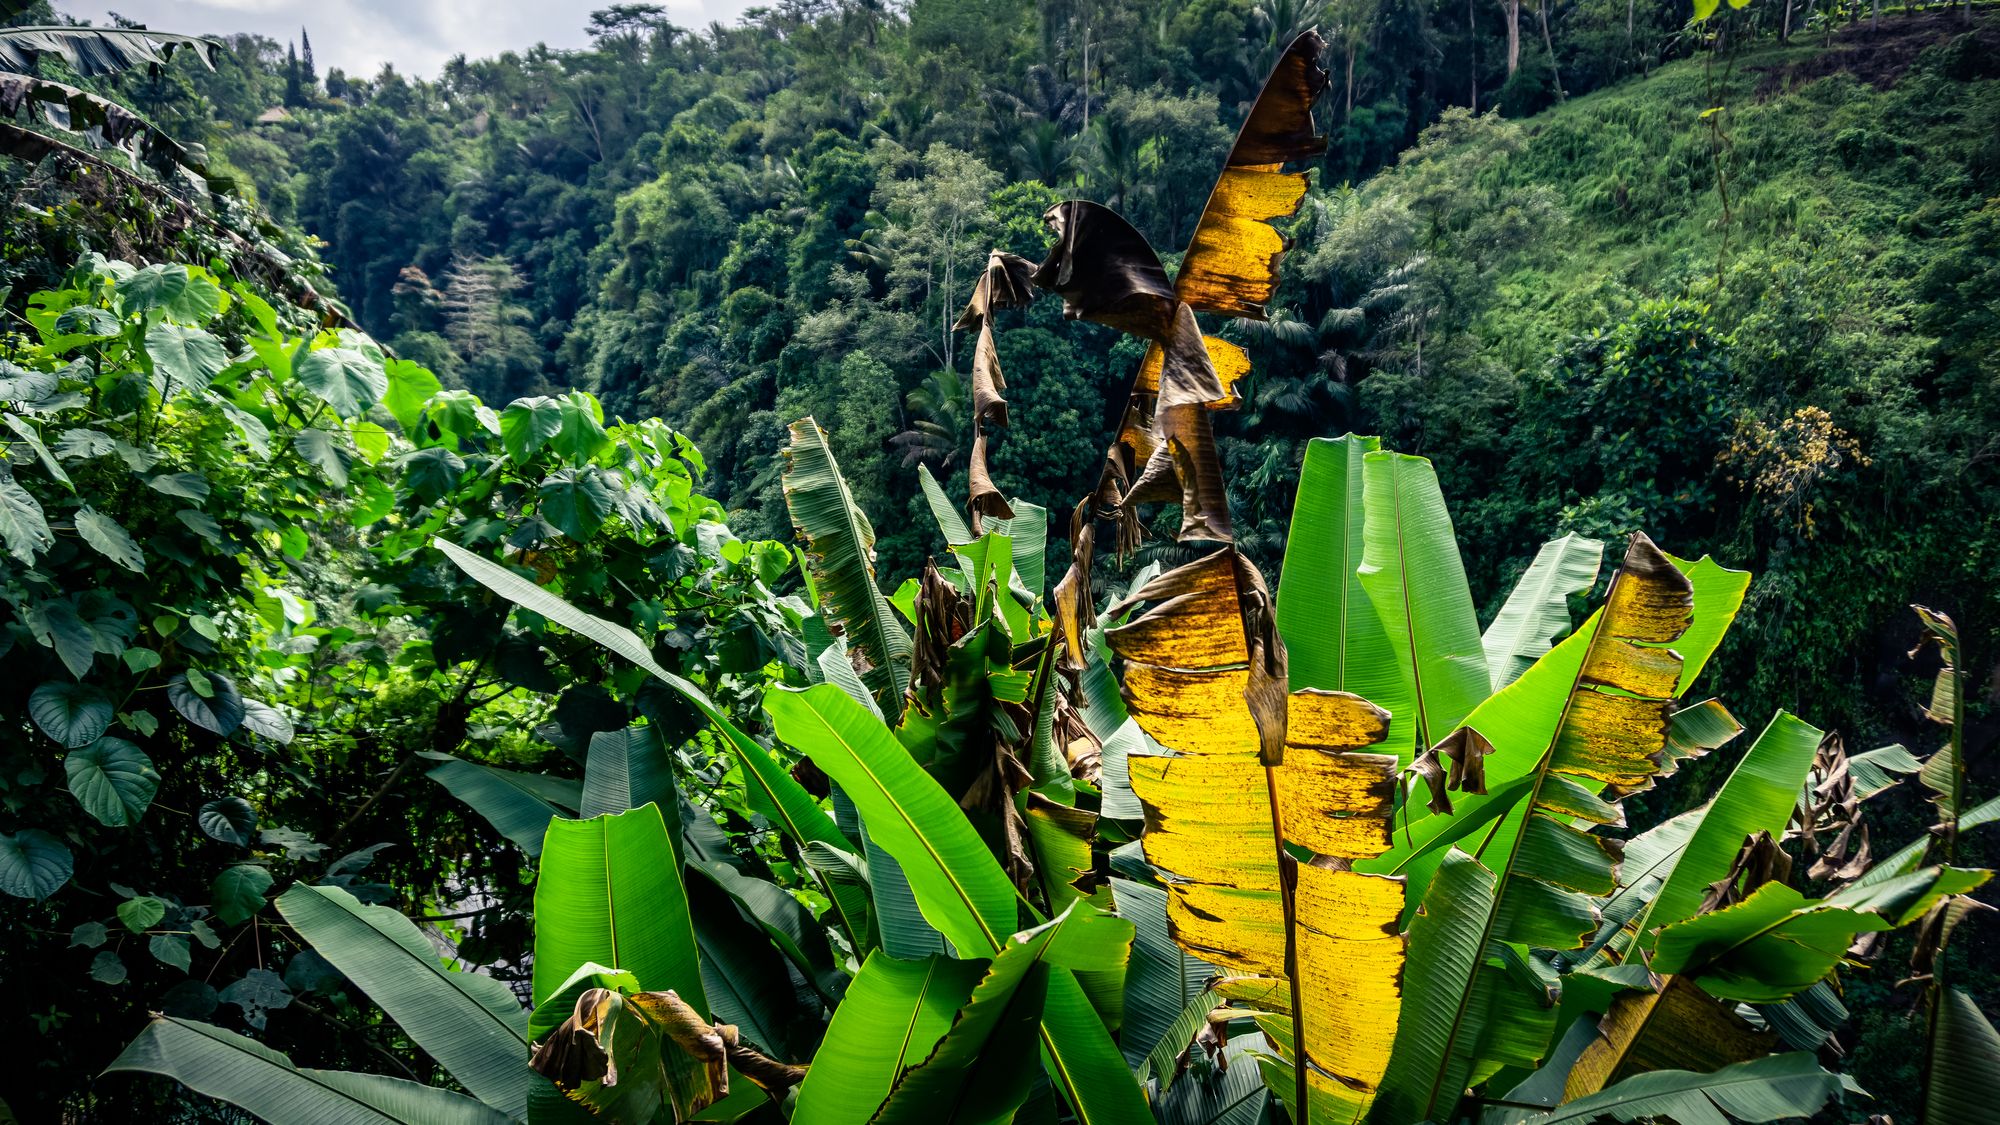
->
[150, 933, 191, 973]
[198, 796, 258, 847]
[296, 347, 387, 418]
[293, 427, 354, 488]
[144, 323, 229, 390]
[0, 829, 73, 899]
[118, 895, 167, 932]
[29, 680, 113, 746]
[211, 864, 274, 926]
[169, 671, 244, 735]
[0, 474, 54, 563]
[239, 699, 295, 744]
[382, 358, 443, 432]
[65, 736, 160, 826]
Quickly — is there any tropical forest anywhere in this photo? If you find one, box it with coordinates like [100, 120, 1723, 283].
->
[0, 0, 1997, 1121]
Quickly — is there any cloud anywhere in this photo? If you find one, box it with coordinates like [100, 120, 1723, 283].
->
[54, 0, 757, 80]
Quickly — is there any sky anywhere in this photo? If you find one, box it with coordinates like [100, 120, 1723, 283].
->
[53, 1, 762, 80]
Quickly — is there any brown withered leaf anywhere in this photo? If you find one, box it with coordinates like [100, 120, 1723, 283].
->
[1409, 726, 1496, 816]
[531, 987, 733, 1124]
[911, 558, 971, 694]
[1032, 201, 1177, 339]
[1907, 894, 1995, 982]
[1791, 732, 1872, 887]
[1699, 831, 1794, 914]
[958, 250, 1038, 528]
[1050, 500, 1095, 672]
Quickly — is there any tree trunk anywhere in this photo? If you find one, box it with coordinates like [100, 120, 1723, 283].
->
[1782, 0, 1794, 40]
[1538, 0, 1563, 101]
[1506, 0, 1521, 78]
[1470, 0, 1479, 111]
[1872, 0, 1880, 30]
[1345, 43, 1357, 118]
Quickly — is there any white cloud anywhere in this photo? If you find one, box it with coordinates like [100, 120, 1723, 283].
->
[54, 0, 759, 80]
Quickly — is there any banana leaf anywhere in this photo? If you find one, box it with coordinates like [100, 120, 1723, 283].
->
[1482, 534, 1603, 692]
[782, 417, 912, 714]
[274, 884, 534, 1117]
[532, 805, 704, 1011]
[105, 1015, 512, 1125]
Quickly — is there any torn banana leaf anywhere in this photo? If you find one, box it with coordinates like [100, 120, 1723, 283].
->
[1174, 30, 1328, 321]
[1562, 974, 1779, 1099]
[1369, 534, 1699, 1124]
[782, 417, 912, 713]
[956, 251, 1037, 529]
[1108, 546, 1406, 1115]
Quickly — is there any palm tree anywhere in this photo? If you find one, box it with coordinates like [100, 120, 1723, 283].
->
[890, 368, 970, 469]
[1082, 114, 1139, 212]
[1009, 119, 1075, 186]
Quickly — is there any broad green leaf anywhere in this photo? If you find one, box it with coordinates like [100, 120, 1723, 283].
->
[767, 683, 1016, 954]
[75, 505, 145, 573]
[422, 753, 581, 858]
[382, 359, 443, 433]
[33, 597, 98, 678]
[538, 467, 618, 540]
[532, 805, 705, 1014]
[550, 392, 612, 464]
[144, 323, 229, 390]
[0, 473, 54, 563]
[294, 427, 355, 488]
[1631, 712, 1824, 945]
[30, 680, 113, 746]
[782, 417, 913, 715]
[918, 464, 974, 545]
[876, 904, 1132, 1125]
[1371, 849, 1496, 1125]
[1926, 987, 2000, 1125]
[1277, 435, 1405, 724]
[1356, 450, 1489, 760]
[767, 683, 1152, 1125]
[198, 797, 258, 846]
[276, 884, 532, 1116]
[297, 348, 388, 418]
[120, 895, 168, 932]
[65, 736, 159, 826]
[1522, 1052, 1840, 1123]
[117, 263, 191, 315]
[1482, 534, 1602, 691]
[170, 672, 245, 735]
[529, 963, 641, 1042]
[211, 865, 274, 926]
[500, 396, 564, 463]
[4, 412, 71, 485]
[989, 499, 1049, 603]
[433, 537, 851, 854]
[398, 445, 465, 502]
[793, 952, 985, 1125]
[106, 1015, 512, 1125]
[1654, 867, 1992, 1002]
[581, 725, 678, 819]
[148, 470, 211, 500]
[0, 828, 74, 899]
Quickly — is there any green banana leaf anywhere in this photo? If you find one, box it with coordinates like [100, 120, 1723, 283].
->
[1370, 849, 1497, 1125]
[421, 752, 580, 857]
[1520, 1052, 1842, 1123]
[782, 417, 912, 713]
[1654, 866, 1993, 1002]
[1481, 533, 1603, 692]
[580, 725, 677, 820]
[1628, 711, 1824, 947]
[793, 952, 985, 1124]
[532, 805, 704, 1011]
[876, 905, 1132, 1124]
[1276, 435, 1410, 743]
[274, 884, 533, 1117]
[434, 537, 851, 855]
[765, 683, 1155, 1125]
[1926, 987, 2000, 1125]
[105, 1015, 512, 1125]
[1355, 449, 1490, 761]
